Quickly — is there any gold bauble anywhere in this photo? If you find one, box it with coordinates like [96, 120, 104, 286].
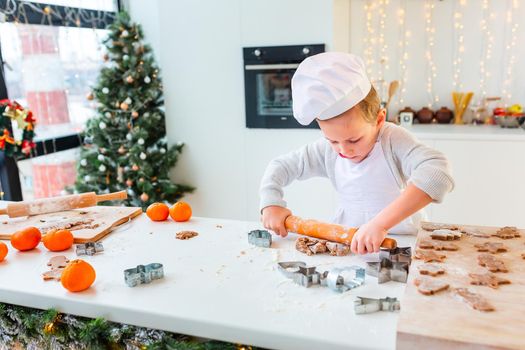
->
[132, 164, 139, 171]
[120, 102, 129, 111]
[126, 179, 133, 186]
[140, 193, 149, 201]
[118, 146, 126, 154]
[126, 76, 134, 84]
[86, 92, 94, 101]
[131, 111, 139, 118]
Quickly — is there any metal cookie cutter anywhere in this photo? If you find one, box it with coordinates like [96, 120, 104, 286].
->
[366, 258, 409, 283]
[323, 266, 365, 293]
[380, 246, 412, 263]
[248, 229, 272, 248]
[76, 242, 104, 256]
[354, 296, 400, 314]
[124, 263, 164, 287]
[278, 261, 322, 287]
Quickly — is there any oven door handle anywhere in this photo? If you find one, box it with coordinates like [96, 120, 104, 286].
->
[244, 63, 300, 70]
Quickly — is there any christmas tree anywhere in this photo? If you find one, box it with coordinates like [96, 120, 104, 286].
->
[74, 12, 193, 208]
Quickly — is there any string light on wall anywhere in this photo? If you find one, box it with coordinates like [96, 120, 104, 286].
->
[501, 0, 519, 103]
[378, 0, 390, 90]
[363, 0, 377, 82]
[479, 0, 493, 98]
[398, 0, 409, 107]
[452, 0, 467, 90]
[424, 0, 438, 107]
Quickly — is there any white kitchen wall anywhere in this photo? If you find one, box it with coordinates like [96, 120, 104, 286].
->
[128, 0, 338, 222]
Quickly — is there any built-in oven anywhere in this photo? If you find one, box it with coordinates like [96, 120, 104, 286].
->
[243, 44, 325, 129]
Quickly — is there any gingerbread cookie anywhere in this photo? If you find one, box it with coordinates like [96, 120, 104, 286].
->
[42, 269, 63, 281]
[421, 222, 461, 232]
[418, 239, 459, 251]
[454, 288, 494, 312]
[492, 226, 521, 239]
[43, 256, 70, 281]
[478, 253, 508, 273]
[176, 231, 199, 240]
[414, 277, 449, 295]
[469, 272, 510, 289]
[462, 228, 491, 238]
[325, 242, 350, 256]
[474, 242, 508, 254]
[430, 229, 462, 241]
[414, 249, 446, 263]
[418, 263, 445, 277]
[522, 253, 525, 260]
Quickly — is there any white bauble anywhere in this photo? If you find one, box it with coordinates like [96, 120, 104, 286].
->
[144, 76, 151, 84]
[140, 152, 147, 160]
[80, 159, 87, 166]
[124, 97, 132, 104]
[102, 87, 109, 94]
[84, 175, 91, 181]
[126, 133, 132, 141]
[159, 148, 166, 154]
[99, 164, 106, 172]
[138, 138, 145, 145]
[97, 154, 104, 161]
[99, 121, 106, 129]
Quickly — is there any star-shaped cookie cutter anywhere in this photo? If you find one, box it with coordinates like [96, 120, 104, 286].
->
[354, 296, 400, 314]
[379, 246, 412, 263]
[124, 263, 164, 287]
[278, 261, 320, 287]
[76, 242, 104, 256]
[366, 258, 409, 283]
[248, 229, 272, 248]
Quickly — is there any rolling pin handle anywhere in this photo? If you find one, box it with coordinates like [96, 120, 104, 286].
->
[96, 191, 128, 202]
[0, 208, 6, 216]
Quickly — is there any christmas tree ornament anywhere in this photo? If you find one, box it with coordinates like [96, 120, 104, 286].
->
[140, 193, 149, 202]
[103, 53, 109, 61]
[86, 92, 94, 101]
[126, 76, 134, 84]
[127, 188, 135, 196]
[100, 148, 106, 154]
[159, 148, 166, 154]
[121, 30, 129, 37]
[123, 54, 129, 61]
[140, 152, 147, 160]
[138, 138, 145, 145]
[132, 164, 139, 171]
[144, 76, 151, 84]
[84, 175, 91, 182]
[118, 145, 126, 154]
[80, 159, 87, 166]
[120, 102, 129, 111]
[131, 111, 139, 118]
[97, 154, 104, 161]
[124, 97, 132, 104]
[126, 133, 132, 141]
[126, 179, 133, 187]
[139, 177, 144, 183]
[115, 101, 120, 108]
[105, 112, 112, 118]
[102, 87, 109, 94]
[99, 164, 106, 172]
[144, 112, 150, 118]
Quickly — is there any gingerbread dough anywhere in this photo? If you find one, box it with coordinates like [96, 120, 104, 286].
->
[492, 226, 521, 239]
[176, 231, 199, 240]
[414, 277, 449, 295]
[414, 249, 447, 262]
[295, 237, 350, 256]
[421, 222, 461, 232]
[454, 288, 494, 312]
[474, 242, 508, 254]
[430, 229, 462, 241]
[469, 272, 510, 289]
[418, 263, 445, 277]
[418, 239, 459, 251]
[478, 253, 508, 273]
[326, 242, 350, 256]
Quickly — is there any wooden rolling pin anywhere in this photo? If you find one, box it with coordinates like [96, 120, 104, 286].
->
[0, 191, 127, 218]
[285, 215, 397, 249]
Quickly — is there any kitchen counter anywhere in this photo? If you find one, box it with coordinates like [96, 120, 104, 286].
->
[0, 211, 415, 350]
[403, 124, 525, 141]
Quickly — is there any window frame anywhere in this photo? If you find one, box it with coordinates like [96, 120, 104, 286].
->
[0, 0, 120, 201]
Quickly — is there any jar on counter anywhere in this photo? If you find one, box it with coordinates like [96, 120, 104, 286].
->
[416, 107, 434, 124]
[435, 107, 454, 124]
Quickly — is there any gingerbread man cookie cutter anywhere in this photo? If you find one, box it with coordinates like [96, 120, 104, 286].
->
[248, 229, 272, 248]
[366, 258, 409, 283]
[76, 242, 104, 256]
[124, 263, 164, 287]
[354, 296, 400, 314]
[278, 261, 321, 287]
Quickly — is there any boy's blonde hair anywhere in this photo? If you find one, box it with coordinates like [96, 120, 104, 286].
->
[357, 85, 381, 123]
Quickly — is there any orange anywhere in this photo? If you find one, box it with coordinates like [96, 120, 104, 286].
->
[10, 227, 41, 251]
[0, 242, 8, 262]
[169, 201, 192, 222]
[146, 202, 170, 221]
[42, 229, 74, 252]
[61, 259, 96, 292]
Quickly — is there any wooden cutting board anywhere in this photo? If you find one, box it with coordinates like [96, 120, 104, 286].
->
[0, 205, 142, 243]
[397, 223, 525, 350]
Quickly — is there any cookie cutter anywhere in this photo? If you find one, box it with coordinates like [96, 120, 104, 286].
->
[248, 229, 272, 248]
[379, 246, 412, 263]
[366, 258, 409, 283]
[354, 296, 400, 314]
[124, 263, 164, 287]
[324, 266, 365, 293]
[278, 261, 321, 287]
[76, 242, 104, 256]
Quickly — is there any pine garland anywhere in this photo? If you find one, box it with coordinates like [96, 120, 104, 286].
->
[0, 303, 255, 350]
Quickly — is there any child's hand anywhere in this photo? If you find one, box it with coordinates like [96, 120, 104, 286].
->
[350, 221, 388, 254]
[261, 206, 292, 237]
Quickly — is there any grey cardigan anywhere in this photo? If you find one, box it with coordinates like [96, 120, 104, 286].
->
[259, 122, 454, 211]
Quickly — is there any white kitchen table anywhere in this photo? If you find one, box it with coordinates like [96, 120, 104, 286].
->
[0, 212, 416, 350]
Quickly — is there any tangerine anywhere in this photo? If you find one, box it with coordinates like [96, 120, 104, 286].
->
[61, 259, 96, 292]
[169, 201, 192, 222]
[146, 202, 170, 221]
[42, 229, 74, 252]
[10, 227, 41, 251]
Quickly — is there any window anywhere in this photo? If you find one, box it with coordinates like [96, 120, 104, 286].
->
[0, 0, 118, 200]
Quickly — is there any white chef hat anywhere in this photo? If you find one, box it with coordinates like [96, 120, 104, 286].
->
[291, 52, 372, 125]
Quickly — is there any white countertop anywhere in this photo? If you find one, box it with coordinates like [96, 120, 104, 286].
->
[403, 124, 525, 141]
[0, 213, 416, 350]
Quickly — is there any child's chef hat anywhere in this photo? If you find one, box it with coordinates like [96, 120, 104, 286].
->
[291, 52, 371, 125]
